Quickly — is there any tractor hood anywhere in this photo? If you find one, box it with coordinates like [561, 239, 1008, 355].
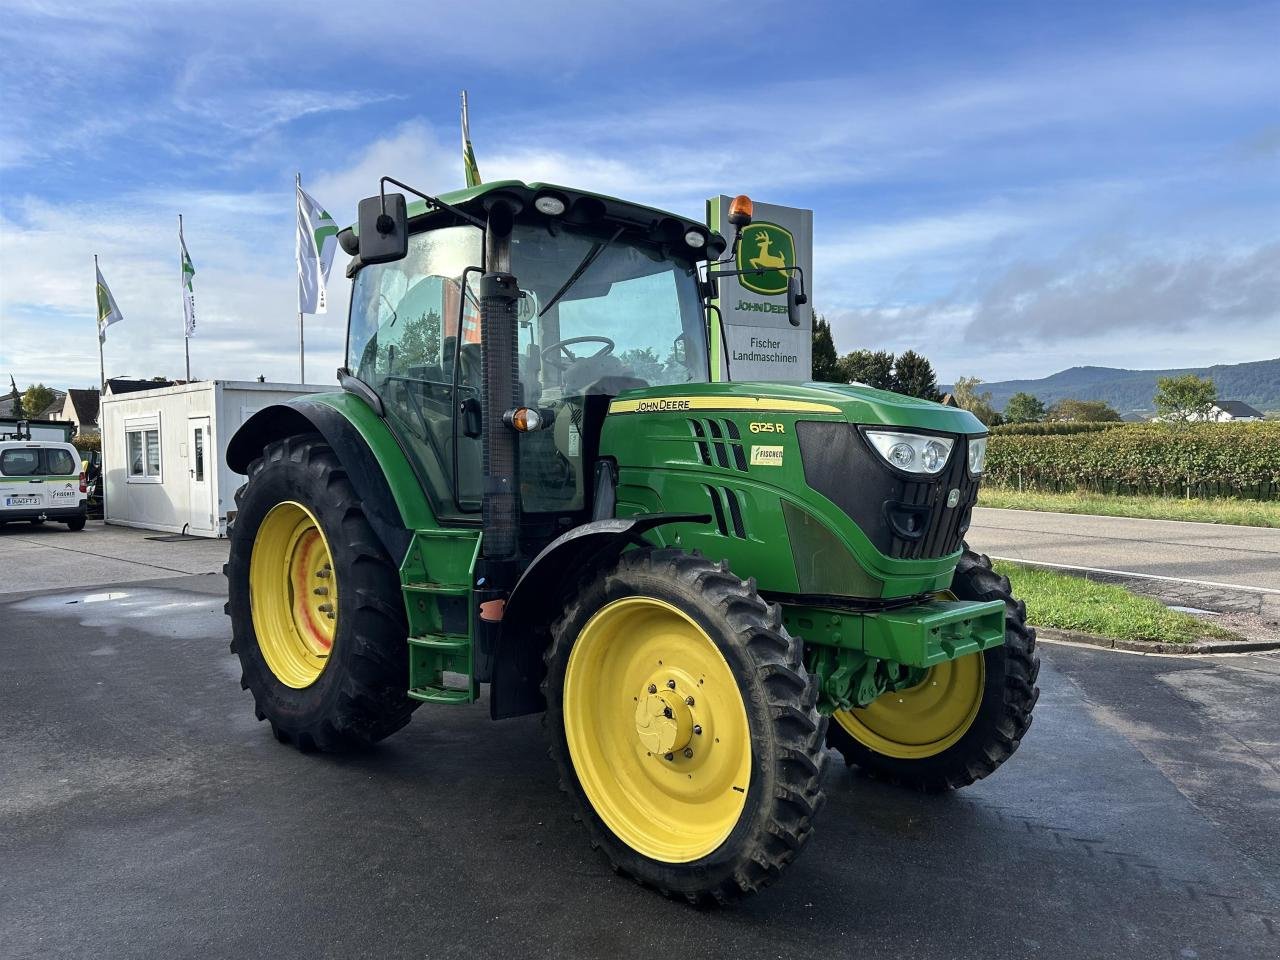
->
[608, 381, 986, 435]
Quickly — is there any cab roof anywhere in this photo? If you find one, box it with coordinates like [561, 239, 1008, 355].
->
[347, 179, 726, 260]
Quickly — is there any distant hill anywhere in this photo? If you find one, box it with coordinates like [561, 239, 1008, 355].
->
[948, 358, 1280, 416]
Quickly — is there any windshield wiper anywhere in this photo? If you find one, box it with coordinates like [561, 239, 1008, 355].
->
[538, 225, 625, 318]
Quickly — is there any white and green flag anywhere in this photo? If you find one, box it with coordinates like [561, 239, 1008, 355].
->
[180, 218, 196, 337]
[461, 90, 481, 188]
[296, 178, 339, 314]
[95, 259, 123, 342]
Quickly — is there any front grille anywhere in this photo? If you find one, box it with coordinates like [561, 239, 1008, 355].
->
[891, 448, 978, 559]
[795, 422, 978, 561]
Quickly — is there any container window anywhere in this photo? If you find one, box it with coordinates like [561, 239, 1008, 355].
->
[126, 425, 162, 481]
[193, 428, 204, 482]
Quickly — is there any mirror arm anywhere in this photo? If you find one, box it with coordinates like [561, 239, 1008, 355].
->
[378, 176, 486, 230]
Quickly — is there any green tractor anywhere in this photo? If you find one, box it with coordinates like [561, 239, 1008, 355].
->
[225, 180, 1038, 901]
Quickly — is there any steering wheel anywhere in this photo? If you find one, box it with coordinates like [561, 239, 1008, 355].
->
[541, 336, 615, 372]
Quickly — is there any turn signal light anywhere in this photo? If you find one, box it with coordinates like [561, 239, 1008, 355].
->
[503, 407, 546, 432]
[727, 194, 754, 226]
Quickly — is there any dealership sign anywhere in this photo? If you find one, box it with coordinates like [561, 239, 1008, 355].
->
[706, 196, 813, 382]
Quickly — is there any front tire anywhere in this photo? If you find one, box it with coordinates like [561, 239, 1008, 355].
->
[225, 433, 417, 752]
[544, 549, 827, 902]
[827, 548, 1039, 791]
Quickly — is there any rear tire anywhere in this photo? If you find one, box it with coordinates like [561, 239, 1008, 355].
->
[225, 433, 417, 752]
[66, 516, 86, 531]
[826, 548, 1039, 791]
[544, 548, 827, 902]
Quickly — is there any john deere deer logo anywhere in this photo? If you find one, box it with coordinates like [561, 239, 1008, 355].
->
[736, 222, 795, 296]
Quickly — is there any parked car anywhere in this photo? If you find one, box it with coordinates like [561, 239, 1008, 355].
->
[0, 440, 88, 530]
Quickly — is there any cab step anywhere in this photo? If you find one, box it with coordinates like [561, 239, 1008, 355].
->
[400, 529, 483, 706]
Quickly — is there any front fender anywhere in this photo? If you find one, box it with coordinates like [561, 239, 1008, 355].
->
[489, 512, 710, 720]
[227, 392, 433, 564]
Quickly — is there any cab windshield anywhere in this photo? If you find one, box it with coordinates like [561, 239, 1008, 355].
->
[347, 220, 708, 516]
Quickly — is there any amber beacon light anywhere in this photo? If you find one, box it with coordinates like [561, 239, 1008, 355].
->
[727, 194, 754, 227]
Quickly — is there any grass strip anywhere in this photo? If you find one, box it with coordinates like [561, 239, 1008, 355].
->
[993, 561, 1239, 645]
[978, 487, 1280, 528]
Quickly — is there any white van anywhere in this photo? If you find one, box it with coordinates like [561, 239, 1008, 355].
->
[0, 440, 88, 530]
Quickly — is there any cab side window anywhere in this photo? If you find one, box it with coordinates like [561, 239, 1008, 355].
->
[346, 224, 483, 514]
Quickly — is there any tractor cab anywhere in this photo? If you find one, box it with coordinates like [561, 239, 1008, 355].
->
[342, 182, 718, 535]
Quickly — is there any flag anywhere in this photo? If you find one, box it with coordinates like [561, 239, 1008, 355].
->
[180, 219, 196, 338]
[461, 90, 481, 189]
[296, 178, 339, 314]
[95, 260, 123, 342]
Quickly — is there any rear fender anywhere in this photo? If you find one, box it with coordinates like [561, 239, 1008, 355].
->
[227, 393, 433, 564]
[490, 512, 710, 720]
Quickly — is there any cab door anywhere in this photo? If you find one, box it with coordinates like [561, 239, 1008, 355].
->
[0, 445, 47, 513]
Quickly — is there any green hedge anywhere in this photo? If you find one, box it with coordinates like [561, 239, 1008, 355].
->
[985, 422, 1280, 500]
[992, 421, 1128, 436]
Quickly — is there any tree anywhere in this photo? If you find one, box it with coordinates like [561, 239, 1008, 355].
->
[810, 313, 841, 382]
[21, 383, 56, 418]
[618, 347, 665, 383]
[1153, 374, 1217, 423]
[892, 350, 941, 401]
[1047, 398, 1122, 422]
[951, 376, 1003, 426]
[839, 349, 895, 390]
[1003, 392, 1046, 424]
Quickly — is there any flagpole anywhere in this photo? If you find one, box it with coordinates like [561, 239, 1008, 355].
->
[95, 254, 105, 393]
[297, 172, 305, 384]
[180, 213, 191, 381]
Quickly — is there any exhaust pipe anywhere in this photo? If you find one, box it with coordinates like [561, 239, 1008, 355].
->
[476, 197, 521, 649]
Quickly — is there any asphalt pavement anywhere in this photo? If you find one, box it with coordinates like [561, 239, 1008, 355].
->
[2, 571, 1278, 960]
[0, 521, 226, 594]
[968, 507, 1280, 592]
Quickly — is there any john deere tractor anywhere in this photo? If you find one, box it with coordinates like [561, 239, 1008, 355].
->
[225, 179, 1038, 901]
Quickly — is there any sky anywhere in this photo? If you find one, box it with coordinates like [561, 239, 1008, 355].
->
[1, 0, 1277, 391]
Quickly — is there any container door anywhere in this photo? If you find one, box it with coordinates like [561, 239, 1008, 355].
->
[0, 445, 47, 513]
[187, 417, 214, 535]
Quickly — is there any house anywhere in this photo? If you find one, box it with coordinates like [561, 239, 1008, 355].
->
[0, 387, 65, 419]
[59, 388, 101, 437]
[1209, 400, 1265, 422]
[100, 380, 326, 537]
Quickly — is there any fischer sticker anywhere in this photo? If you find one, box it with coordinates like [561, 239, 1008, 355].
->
[750, 445, 784, 467]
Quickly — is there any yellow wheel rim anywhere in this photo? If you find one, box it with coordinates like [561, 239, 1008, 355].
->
[249, 501, 337, 689]
[562, 597, 751, 863]
[834, 652, 986, 760]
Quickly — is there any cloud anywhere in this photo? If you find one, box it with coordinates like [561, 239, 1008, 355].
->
[964, 242, 1280, 344]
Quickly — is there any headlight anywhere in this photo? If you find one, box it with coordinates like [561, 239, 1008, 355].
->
[865, 431, 954, 476]
[967, 436, 988, 474]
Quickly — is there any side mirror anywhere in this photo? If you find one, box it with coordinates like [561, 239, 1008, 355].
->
[357, 193, 408, 264]
[786, 274, 808, 327]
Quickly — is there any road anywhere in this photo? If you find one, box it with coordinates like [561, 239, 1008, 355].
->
[968, 507, 1280, 593]
[2, 570, 1278, 960]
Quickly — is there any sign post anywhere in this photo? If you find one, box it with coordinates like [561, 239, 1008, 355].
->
[706, 196, 813, 382]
